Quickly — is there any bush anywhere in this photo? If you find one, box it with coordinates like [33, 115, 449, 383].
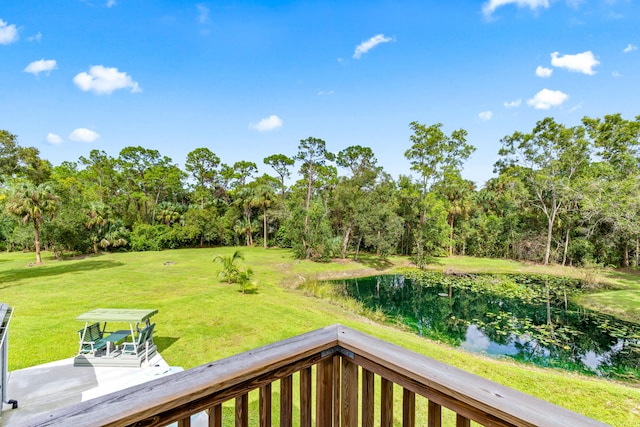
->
[130, 223, 169, 251]
[567, 238, 595, 266]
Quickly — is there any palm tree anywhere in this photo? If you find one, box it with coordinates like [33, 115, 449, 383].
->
[5, 182, 59, 264]
[236, 268, 255, 294]
[213, 250, 244, 283]
[253, 182, 276, 249]
[100, 219, 129, 251]
[156, 202, 181, 226]
[85, 202, 110, 254]
[435, 171, 475, 256]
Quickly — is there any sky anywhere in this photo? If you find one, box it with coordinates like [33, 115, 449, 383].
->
[1, 0, 640, 187]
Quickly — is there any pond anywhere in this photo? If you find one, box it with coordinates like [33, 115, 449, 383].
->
[329, 273, 640, 382]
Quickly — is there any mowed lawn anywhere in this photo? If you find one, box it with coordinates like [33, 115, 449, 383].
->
[2, 248, 640, 426]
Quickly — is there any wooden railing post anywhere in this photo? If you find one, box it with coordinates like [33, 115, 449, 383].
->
[427, 401, 442, 427]
[380, 378, 393, 427]
[210, 404, 222, 427]
[317, 358, 334, 427]
[333, 355, 341, 427]
[280, 376, 293, 427]
[402, 389, 415, 427]
[235, 394, 248, 427]
[361, 369, 375, 427]
[178, 416, 191, 427]
[456, 414, 471, 427]
[341, 358, 358, 427]
[300, 367, 312, 427]
[260, 384, 272, 427]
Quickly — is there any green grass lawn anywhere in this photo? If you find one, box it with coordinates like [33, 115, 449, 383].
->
[2, 248, 640, 426]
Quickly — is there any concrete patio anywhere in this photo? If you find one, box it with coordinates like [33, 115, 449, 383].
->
[0, 353, 182, 426]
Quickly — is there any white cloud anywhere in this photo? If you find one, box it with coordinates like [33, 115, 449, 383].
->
[106, 0, 116, 7]
[567, 102, 583, 113]
[526, 88, 568, 109]
[0, 19, 19, 45]
[353, 34, 393, 59]
[504, 99, 522, 108]
[566, 0, 584, 9]
[196, 4, 210, 24]
[479, 111, 493, 121]
[612, 71, 622, 78]
[249, 115, 283, 132]
[69, 128, 100, 142]
[45, 133, 63, 144]
[482, 0, 549, 17]
[623, 44, 637, 53]
[317, 90, 335, 96]
[73, 65, 142, 95]
[550, 51, 599, 75]
[24, 59, 57, 76]
[535, 65, 553, 78]
[27, 32, 42, 42]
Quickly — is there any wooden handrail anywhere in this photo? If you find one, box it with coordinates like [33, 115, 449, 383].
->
[25, 324, 608, 427]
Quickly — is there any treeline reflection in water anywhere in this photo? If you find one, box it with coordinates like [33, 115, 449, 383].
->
[329, 273, 640, 381]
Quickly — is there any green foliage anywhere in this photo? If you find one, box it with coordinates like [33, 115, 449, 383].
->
[286, 199, 339, 261]
[212, 250, 257, 292]
[4, 224, 34, 251]
[43, 205, 91, 254]
[5, 181, 60, 264]
[130, 223, 169, 251]
[567, 238, 595, 266]
[236, 267, 257, 294]
[3, 112, 640, 270]
[3, 248, 640, 425]
[130, 223, 202, 251]
[213, 249, 244, 283]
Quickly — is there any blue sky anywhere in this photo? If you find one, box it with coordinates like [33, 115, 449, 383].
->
[1, 0, 639, 186]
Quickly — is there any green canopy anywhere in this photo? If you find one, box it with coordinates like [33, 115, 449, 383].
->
[76, 308, 158, 323]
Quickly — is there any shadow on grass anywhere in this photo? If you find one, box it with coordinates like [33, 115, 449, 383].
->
[154, 336, 180, 353]
[598, 268, 640, 289]
[355, 255, 394, 271]
[0, 259, 124, 289]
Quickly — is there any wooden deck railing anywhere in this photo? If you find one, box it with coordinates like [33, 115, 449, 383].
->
[27, 324, 608, 427]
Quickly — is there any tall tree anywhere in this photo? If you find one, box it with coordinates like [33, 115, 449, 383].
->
[334, 145, 380, 258]
[79, 150, 119, 204]
[581, 114, 640, 266]
[264, 154, 294, 197]
[185, 148, 220, 209]
[19, 146, 52, 185]
[295, 137, 335, 258]
[146, 162, 186, 224]
[5, 182, 59, 264]
[404, 122, 475, 264]
[496, 117, 590, 265]
[433, 170, 476, 256]
[582, 113, 640, 178]
[232, 160, 257, 189]
[0, 130, 20, 184]
[117, 146, 182, 225]
[251, 175, 278, 249]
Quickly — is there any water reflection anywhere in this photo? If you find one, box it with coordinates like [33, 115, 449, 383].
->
[332, 274, 640, 381]
[462, 324, 520, 356]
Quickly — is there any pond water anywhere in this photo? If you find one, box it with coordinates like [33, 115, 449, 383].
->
[331, 274, 640, 381]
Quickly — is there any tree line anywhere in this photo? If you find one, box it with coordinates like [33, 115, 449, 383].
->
[1, 113, 639, 268]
